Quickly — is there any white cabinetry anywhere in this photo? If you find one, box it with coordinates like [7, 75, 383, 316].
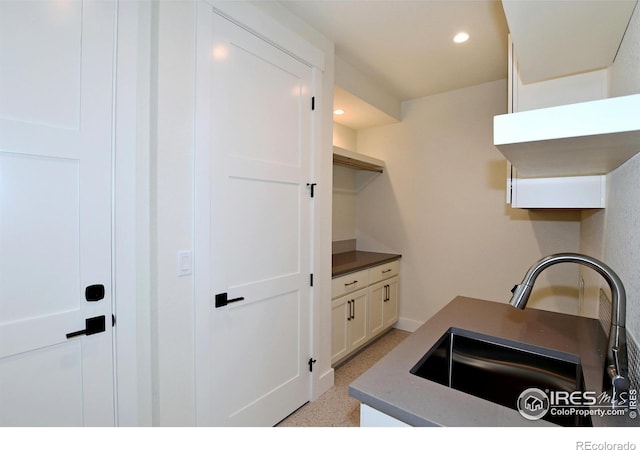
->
[509, 173, 606, 209]
[502, 39, 608, 209]
[331, 260, 400, 365]
[331, 288, 368, 364]
[368, 261, 399, 338]
[507, 38, 609, 209]
[360, 404, 410, 427]
[497, 36, 640, 209]
[331, 268, 368, 298]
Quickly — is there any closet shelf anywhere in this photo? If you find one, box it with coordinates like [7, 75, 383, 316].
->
[333, 146, 384, 173]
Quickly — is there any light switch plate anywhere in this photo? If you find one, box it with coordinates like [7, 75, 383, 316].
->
[177, 250, 193, 277]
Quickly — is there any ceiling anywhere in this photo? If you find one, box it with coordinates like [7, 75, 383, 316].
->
[332, 85, 399, 130]
[279, 0, 510, 129]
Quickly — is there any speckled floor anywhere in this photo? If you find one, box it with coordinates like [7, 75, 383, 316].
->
[276, 328, 411, 427]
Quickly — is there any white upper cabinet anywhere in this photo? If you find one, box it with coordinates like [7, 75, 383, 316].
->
[501, 0, 636, 84]
[495, 94, 640, 178]
[495, 1, 639, 209]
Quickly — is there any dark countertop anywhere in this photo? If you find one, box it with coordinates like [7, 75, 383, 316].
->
[349, 296, 637, 427]
[332, 250, 401, 278]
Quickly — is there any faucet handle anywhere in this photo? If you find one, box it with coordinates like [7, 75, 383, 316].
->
[610, 372, 630, 406]
[607, 347, 630, 405]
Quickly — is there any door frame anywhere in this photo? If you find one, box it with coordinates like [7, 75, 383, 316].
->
[112, 0, 152, 426]
[193, 0, 326, 425]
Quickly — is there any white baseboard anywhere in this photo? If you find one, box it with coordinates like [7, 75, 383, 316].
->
[394, 317, 424, 333]
[312, 367, 334, 400]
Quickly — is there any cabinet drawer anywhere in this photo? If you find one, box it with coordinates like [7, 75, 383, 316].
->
[332, 269, 369, 299]
[368, 260, 399, 284]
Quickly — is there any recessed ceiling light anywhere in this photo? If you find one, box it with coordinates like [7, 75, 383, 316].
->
[334, 109, 345, 115]
[453, 32, 469, 44]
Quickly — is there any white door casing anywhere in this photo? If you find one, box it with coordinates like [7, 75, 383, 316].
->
[0, 0, 116, 426]
[194, 4, 317, 426]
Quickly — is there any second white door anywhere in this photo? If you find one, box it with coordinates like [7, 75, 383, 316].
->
[199, 9, 315, 426]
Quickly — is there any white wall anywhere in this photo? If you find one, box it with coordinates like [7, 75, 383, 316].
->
[581, 3, 640, 350]
[609, 1, 640, 98]
[333, 122, 357, 151]
[355, 79, 582, 327]
[151, 0, 197, 426]
[332, 123, 357, 242]
[332, 165, 357, 242]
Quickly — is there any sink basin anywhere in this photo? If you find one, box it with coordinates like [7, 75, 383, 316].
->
[410, 327, 592, 426]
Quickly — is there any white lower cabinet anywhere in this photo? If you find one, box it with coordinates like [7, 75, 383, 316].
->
[360, 404, 410, 427]
[368, 277, 399, 338]
[331, 288, 368, 364]
[331, 259, 400, 365]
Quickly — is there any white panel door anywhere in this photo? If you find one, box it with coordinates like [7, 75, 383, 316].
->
[0, 0, 115, 426]
[205, 11, 314, 426]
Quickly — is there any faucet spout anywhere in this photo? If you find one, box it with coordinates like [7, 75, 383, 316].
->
[509, 253, 629, 405]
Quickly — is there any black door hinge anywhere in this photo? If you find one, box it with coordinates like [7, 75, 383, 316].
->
[307, 183, 317, 198]
[508, 164, 514, 204]
[310, 273, 314, 287]
[308, 357, 317, 372]
[311, 96, 315, 111]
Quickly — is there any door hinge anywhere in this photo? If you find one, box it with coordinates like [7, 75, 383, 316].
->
[311, 96, 315, 111]
[508, 164, 514, 204]
[310, 273, 314, 287]
[307, 182, 317, 198]
[308, 357, 317, 372]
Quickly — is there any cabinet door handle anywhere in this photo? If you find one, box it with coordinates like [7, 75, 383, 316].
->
[384, 284, 389, 302]
[350, 299, 355, 320]
[344, 280, 358, 287]
[347, 300, 352, 321]
[382, 269, 392, 274]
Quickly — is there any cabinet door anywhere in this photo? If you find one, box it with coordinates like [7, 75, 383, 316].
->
[383, 277, 399, 329]
[368, 281, 386, 338]
[349, 290, 369, 352]
[331, 296, 349, 364]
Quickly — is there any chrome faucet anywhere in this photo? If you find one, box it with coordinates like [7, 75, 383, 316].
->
[510, 253, 630, 405]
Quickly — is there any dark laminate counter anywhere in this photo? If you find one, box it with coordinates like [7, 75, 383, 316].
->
[349, 296, 638, 427]
[332, 251, 401, 278]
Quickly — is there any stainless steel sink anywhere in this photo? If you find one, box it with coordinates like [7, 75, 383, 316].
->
[410, 327, 592, 426]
